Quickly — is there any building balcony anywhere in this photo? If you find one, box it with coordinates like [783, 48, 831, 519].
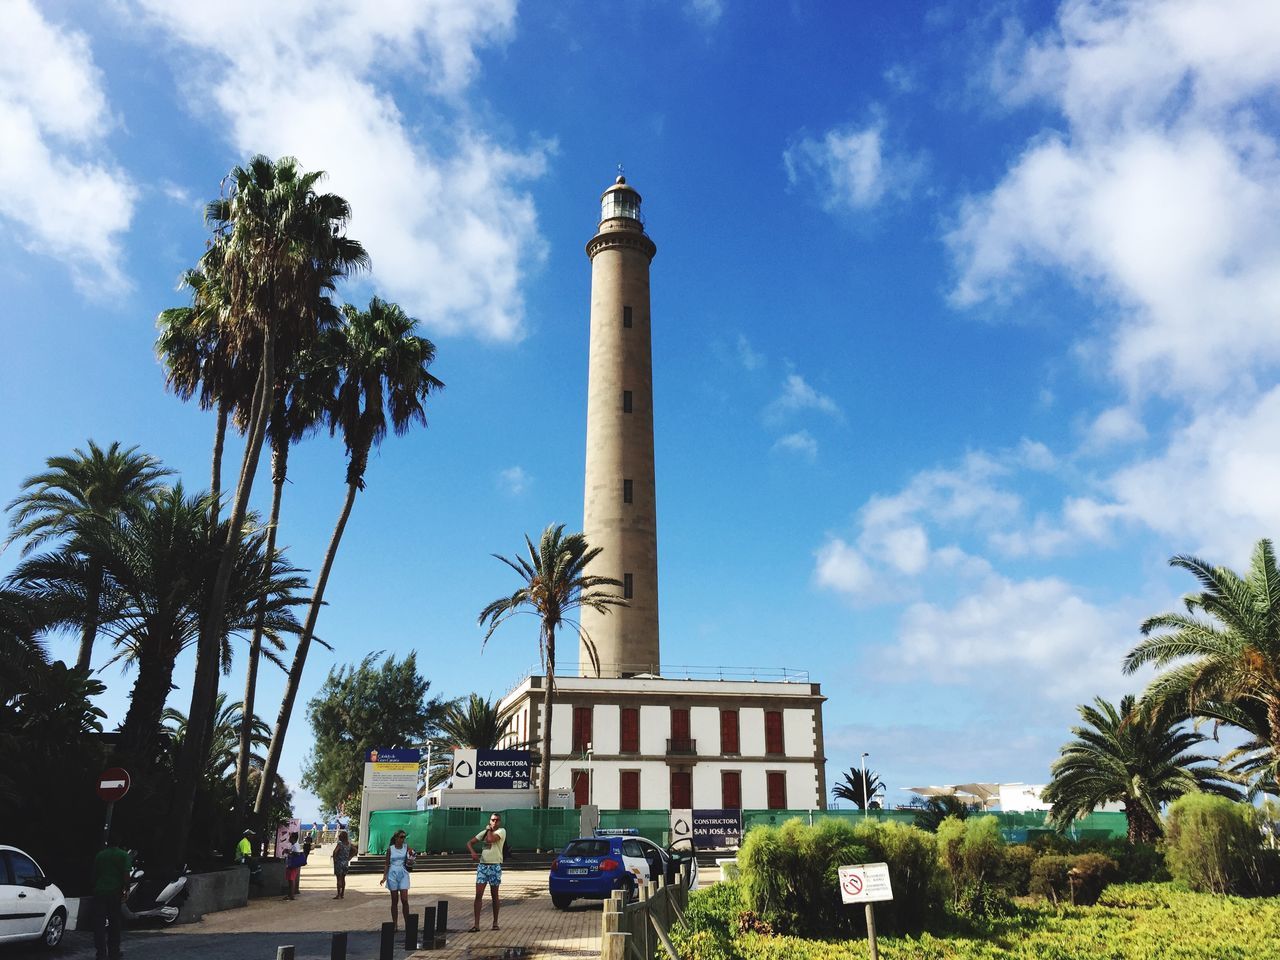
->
[666, 738, 697, 756]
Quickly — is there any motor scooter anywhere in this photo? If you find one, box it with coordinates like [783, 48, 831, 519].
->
[121, 854, 189, 925]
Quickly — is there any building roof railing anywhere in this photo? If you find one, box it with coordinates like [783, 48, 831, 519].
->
[500, 663, 811, 701]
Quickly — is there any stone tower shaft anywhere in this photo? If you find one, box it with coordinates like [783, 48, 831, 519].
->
[580, 177, 660, 678]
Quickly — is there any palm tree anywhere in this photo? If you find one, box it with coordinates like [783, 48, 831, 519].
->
[1042, 695, 1238, 844]
[164, 694, 271, 786]
[9, 486, 307, 769]
[911, 794, 978, 832]
[832, 767, 883, 810]
[254, 297, 441, 824]
[178, 155, 367, 861]
[1125, 540, 1280, 783]
[4, 441, 171, 670]
[428, 694, 520, 789]
[234, 337, 336, 813]
[478, 524, 626, 808]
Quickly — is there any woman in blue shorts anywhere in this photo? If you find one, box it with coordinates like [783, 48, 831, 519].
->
[380, 830, 414, 928]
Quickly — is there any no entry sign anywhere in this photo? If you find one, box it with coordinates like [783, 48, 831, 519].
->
[97, 767, 131, 803]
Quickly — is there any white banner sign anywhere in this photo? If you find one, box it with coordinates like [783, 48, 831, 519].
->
[838, 862, 894, 904]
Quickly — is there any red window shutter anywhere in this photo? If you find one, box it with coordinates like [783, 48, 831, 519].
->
[671, 707, 690, 748]
[573, 706, 593, 753]
[620, 771, 640, 810]
[721, 771, 741, 810]
[621, 708, 640, 753]
[670, 770, 692, 809]
[573, 769, 590, 808]
[764, 711, 784, 754]
[720, 710, 740, 755]
[766, 771, 787, 810]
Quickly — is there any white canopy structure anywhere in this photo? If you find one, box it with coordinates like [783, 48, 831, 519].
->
[903, 783, 1003, 810]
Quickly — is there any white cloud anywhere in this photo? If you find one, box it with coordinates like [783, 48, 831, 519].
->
[498, 465, 530, 496]
[0, 0, 136, 292]
[785, 119, 919, 212]
[891, 573, 1140, 702]
[814, 538, 877, 597]
[736, 333, 764, 371]
[773, 430, 818, 460]
[1082, 405, 1147, 453]
[685, 0, 723, 28]
[137, 0, 548, 342]
[764, 372, 842, 424]
[949, 0, 1280, 398]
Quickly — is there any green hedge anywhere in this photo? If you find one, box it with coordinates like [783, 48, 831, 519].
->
[673, 882, 1280, 959]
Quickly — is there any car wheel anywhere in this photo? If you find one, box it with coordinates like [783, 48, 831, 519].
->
[41, 908, 66, 948]
[551, 893, 573, 910]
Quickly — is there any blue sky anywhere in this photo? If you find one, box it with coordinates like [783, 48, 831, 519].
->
[4, 0, 1280, 817]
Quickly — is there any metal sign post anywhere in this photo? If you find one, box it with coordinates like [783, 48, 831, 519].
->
[838, 862, 893, 960]
[97, 767, 131, 845]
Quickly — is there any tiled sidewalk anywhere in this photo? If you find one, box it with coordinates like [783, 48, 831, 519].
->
[164, 859, 603, 959]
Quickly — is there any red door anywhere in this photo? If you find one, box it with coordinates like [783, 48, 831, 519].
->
[670, 770, 692, 809]
[620, 707, 640, 753]
[720, 709, 740, 755]
[766, 771, 787, 810]
[620, 770, 640, 810]
[573, 706, 593, 753]
[764, 710, 784, 754]
[721, 771, 742, 810]
[671, 708, 691, 752]
[572, 768, 590, 808]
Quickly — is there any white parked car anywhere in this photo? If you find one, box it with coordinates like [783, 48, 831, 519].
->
[0, 845, 67, 948]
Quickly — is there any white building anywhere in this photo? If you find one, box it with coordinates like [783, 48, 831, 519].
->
[498, 671, 828, 811]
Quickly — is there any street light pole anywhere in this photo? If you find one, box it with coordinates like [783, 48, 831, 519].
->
[861, 752, 870, 821]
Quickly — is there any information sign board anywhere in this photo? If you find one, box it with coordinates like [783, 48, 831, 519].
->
[474, 750, 532, 789]
[838, 862, 894, 904]
[362, 747, 420, 792]
[691, 809, 743, 849]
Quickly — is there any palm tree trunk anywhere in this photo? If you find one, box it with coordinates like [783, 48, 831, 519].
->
[539, 625, 555, 810]
[171, 330, 275, 868]
[254, 475, 360, 821]
[75, 557, 103, 672]
[1124, 800, 1161, 844]
[117, 649, 177, 765]
[211, 396, 229, 528]
[236, 438, 288, 812]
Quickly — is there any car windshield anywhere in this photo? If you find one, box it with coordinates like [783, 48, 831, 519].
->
[562, 840, 610, 857]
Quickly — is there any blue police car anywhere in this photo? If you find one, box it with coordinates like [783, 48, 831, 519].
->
[548, 829, 698, 909]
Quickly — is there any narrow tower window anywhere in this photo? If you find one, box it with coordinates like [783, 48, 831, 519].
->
[623, 305, 633, 328]
[623, 479, 633, 504]
[622, 390, 633, 413]
[624, 573, 634, 599]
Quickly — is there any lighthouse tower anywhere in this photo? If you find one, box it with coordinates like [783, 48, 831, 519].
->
[580, 176, 660, 678]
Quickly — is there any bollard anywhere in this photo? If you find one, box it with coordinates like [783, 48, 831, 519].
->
[404, 913, 418, 950]
[421, 906, 436, 949]
[379, 921, 395, 960]
[277, 948, 296, 960]
[601, 931, 630, 960]
[330, 931, 347, 960]
[436, 899, 448, 932]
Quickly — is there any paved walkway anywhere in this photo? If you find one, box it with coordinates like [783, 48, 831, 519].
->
[10, 862, 603, 960]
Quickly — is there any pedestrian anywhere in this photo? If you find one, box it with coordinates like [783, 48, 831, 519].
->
[467, 813, 505, 932]
[90, 841, 131, 960]
[379, 830, 413, 928]
[331, 829, 354, 899]
[283, 831, 304, 900]
[236, 829, 254, 864]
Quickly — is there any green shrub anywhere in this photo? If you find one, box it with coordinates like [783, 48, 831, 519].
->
[670, 880, 743, 960]
[998, 844, 1037, 896]
[1030, 852, 1117, 905]
[738, 817, 867, 938]
[935, 815, 1009, 916]
[1164, 792, 1263, 894]
[850, 818, 945, 934]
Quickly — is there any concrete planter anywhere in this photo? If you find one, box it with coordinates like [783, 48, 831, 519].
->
[248, 859, 289, 900]
[178, 866, 250, 923]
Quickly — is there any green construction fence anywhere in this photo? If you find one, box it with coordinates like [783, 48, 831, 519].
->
[364, 806, 1129, 855]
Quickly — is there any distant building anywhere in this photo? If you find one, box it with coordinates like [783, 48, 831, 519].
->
[500, 177, 827, 811]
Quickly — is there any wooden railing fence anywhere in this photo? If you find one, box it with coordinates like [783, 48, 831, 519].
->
[600, 874, 688, 960]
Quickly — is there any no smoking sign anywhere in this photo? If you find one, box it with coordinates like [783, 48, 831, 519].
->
[838, 862, 893, 904]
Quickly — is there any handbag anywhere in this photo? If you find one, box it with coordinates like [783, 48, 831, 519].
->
[287, 850, 307, 869]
